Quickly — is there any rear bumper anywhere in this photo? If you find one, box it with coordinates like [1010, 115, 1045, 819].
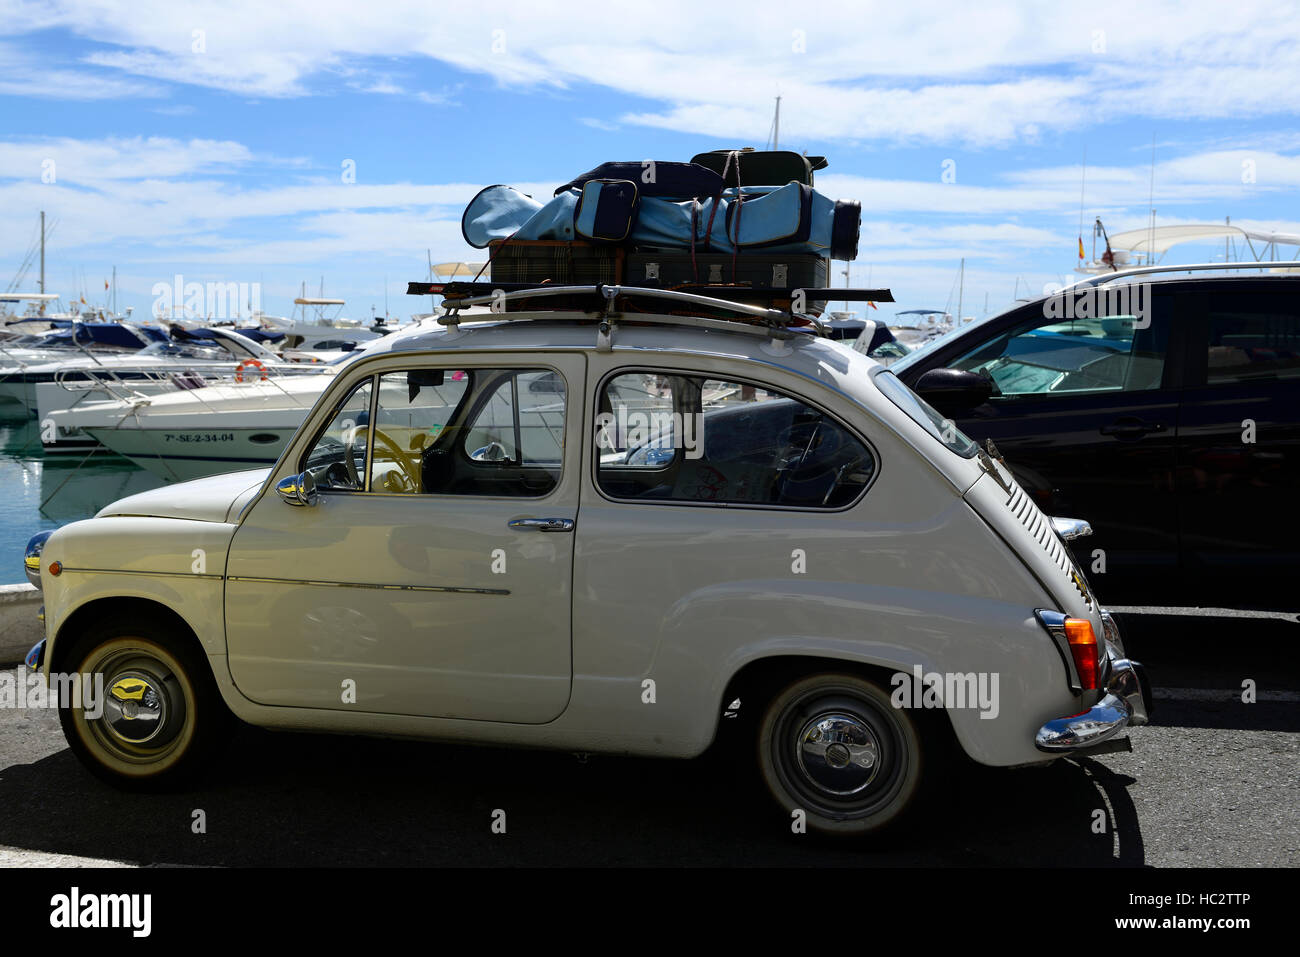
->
[1035, 656, 1151, 752]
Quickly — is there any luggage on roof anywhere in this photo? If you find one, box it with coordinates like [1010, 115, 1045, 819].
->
[689, 149, 827, 187]
[555, 161, 723, 198]
[463, 180, 859, 259]
[451, 149, 863, 317]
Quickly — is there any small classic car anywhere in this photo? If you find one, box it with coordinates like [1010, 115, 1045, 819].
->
[24, 295, 1150, 837]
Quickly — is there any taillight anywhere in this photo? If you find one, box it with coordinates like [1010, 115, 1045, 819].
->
[1064, 618, 1099, 690]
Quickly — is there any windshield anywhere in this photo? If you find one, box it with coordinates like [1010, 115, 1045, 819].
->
[872, 369, 978, 458]
[138, 341, 231, 359]
[892, 311, 1004, 374]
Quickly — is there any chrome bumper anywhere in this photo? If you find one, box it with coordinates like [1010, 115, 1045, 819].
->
[1035, 656, 1151, 752]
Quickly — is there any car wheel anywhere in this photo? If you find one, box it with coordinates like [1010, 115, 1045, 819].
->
[757, 672, 926, 837]
[58, 621, 231, 790]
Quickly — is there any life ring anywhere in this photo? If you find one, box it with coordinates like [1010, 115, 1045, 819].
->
[234, 358, 268, 383]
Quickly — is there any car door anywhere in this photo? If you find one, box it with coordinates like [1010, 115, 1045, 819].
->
[1174, 283, 1300, 611]
[573, 364, 885, 735]
[224, 356, 585, 722]
[902, 290, 1183, 606]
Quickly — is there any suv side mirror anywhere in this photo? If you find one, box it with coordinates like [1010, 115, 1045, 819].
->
[276, 470, 318, 507]
[914, 368, 993, 415]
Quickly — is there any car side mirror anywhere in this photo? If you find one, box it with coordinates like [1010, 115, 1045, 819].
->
[913, 368, 993, 416]
[470, 441, 510, 464]
[276, 470, 318, 507]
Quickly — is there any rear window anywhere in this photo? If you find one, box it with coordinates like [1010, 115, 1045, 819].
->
[595, 372, 875, 508]
[873, 370, 978, 458]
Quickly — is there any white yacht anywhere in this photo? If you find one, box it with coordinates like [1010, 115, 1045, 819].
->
[3, 326, 325, 417]
[42, 344, 378, 479]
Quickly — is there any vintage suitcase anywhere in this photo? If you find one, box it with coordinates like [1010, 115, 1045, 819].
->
[690, 149, 829, 187]
[488, 239, 623, 285]
[625, 250, 830, 313]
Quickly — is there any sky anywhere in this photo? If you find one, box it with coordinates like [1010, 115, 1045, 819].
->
[2, 0, 1300, 325]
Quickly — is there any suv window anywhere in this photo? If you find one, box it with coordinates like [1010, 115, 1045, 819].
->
[949, 300, 1168, 397]
[1206, 292, 1300, 384]
[596, 372, 874, 508]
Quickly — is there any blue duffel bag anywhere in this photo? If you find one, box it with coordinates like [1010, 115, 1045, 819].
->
[462, 177, 860, 260]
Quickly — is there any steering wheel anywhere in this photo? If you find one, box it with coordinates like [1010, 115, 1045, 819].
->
[819, 451, 871, 506]
[774, 419, 844, 486]
[370, 427, 421, 493]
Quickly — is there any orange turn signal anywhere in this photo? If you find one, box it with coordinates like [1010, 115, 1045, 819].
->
[1064, 618, 1099, 690]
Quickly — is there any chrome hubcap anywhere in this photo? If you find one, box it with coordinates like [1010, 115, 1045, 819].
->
[796, 711, 880, 796]
[102, 670, 168, 745]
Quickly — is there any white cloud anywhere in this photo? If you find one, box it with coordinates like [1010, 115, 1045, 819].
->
[0, 40, 164, 99]
[6, 1, 1300, 144]
[0, 137, 256, 182]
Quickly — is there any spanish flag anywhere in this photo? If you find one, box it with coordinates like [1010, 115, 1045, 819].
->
[1078, 236, 1086, 260]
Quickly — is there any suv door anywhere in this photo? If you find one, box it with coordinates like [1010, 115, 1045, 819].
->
[1174, 282, 1300, 610]
[224, 356, 585, 722]
[900, 290, 1183, 606]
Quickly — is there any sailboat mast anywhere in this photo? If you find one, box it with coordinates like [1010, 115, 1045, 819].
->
[957, 257, 964, 323]
[773, 96, 780, 150]
[39, 211, 45, 316]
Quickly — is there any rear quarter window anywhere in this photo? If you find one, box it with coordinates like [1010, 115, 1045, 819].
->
[595, 371, 876, 508]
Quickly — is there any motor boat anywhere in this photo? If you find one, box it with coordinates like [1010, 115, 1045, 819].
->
[0, 319, 166, 373]
[4, 326, 329, 418]
[41, 343, 380, 478]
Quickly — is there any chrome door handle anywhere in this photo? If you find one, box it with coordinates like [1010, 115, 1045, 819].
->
[508, 517, 575, 532]
[1099, 418, 1165, 438]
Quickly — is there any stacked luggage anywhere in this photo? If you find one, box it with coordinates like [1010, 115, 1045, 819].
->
[459, 149, 861, 315]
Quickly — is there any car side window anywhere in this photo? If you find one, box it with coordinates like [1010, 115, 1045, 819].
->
[304, 367, 565, 497]
[367, 369, 470, 493]
[459, 370, 566, 482]
[303, 378, 374, 490]
[950, 298, 1169, 398]
[1205, 293, 1300, 384]
[596, 372, 874, 508]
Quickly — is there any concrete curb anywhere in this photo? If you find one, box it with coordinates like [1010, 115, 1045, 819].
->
[0, 583, 43, 666]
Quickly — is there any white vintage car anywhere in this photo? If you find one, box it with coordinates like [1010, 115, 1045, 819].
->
[24, 293, 1150, 837]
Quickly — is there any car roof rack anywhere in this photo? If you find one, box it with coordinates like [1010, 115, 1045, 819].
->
[405, 281, 895, 343]
[1065, 260, 1300, 289]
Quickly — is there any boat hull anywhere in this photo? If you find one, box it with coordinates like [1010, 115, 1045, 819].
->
[82, 425, 297, 481]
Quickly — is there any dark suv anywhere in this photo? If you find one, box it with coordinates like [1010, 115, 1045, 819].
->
[894, 271, 1300, 617]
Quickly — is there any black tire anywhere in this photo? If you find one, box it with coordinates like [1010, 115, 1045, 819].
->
[57, 617, 232, 790]
[757, 672, 929, 838]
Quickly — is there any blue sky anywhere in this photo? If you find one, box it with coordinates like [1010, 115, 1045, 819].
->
[2, 0, 1299, 325]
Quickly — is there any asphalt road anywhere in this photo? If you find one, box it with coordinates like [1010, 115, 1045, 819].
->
[0, 615, 1295, 867]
